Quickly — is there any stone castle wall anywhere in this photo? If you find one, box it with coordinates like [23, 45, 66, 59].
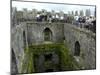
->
[25, 22, 64, 45]
[11, 22, 96, 73]
[64, 23, 96, 69]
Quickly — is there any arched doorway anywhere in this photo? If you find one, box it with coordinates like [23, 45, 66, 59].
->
[74, 41, 80, 56]
[11, 48, 18, 74]
[43, 28, 52, 41]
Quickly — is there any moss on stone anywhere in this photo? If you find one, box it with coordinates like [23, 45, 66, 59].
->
[21, 43, 80, 73]
[59, 45, 79, 70]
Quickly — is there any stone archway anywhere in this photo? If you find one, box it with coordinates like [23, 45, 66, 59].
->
[74, 41, 80, 56]
[11, 48, 18, 74]
[43, 28, 52, 41]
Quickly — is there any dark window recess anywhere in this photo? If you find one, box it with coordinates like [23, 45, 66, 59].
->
[63, 36, 65, 40]
[45, 69, 54, 72]
[23, 31, 26, 47]
[74, 41, 80, 56]
[44, 54, 52, 61]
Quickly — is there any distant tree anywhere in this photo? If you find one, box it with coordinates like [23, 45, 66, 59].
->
[85, 9, 91, 17]
[41, 9, 47, 13]
[80, 10, 84, 16]
[59, 11, 63, 13]
[12, 7, 18, 26]
[51, 10, 55, 15]
[52, 10, 55, 12]
[16, 11, 23, 22]
[23, 8, 28, 12]
[42, 9, 47, 15]
[68, 11, 71, 15]
[23, 8, 28, 19]
[67, 11, 74, 23]
[59, 11, 64, 17]
[32, 9, 37, 14]
[32, 9, 37, 18]
[71, 11, 74, 16]
[75, 11, 78, 16]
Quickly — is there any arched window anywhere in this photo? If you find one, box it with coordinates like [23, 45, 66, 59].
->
[74, 41, 80, 56]
[43, 28, 52, 41]
[23, 31, 26, 47]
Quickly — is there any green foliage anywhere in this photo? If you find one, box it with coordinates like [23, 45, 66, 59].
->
[80, 10, 84, 16]
[75, 11, 78, 16]
[59, 45, 79, 71]
[22, 43, 80, 73]
[27, 53, 34, 73]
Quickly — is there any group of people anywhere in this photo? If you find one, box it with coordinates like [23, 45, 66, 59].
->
[16, 10, 96, 33]
[36, 13, 96, 33]
[36, 12, 66, 23]
[73, 16, 96, 33]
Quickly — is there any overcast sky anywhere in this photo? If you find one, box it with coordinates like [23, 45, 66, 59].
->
[12, 1, 95, 15]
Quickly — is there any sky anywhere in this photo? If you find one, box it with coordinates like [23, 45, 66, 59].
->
[12, 1, 96, 15]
